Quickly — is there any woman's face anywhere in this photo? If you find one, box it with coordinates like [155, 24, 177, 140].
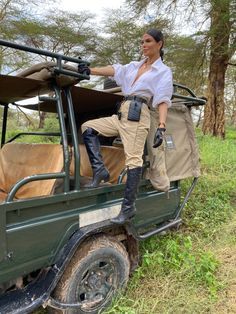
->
[141, 33, 162, 58]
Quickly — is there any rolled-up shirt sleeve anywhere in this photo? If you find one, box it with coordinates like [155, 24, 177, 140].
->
[111, 63, 126, 86]
[152, 68, 173, 108]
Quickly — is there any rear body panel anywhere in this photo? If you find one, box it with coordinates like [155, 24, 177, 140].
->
[0, 181, 180, 285]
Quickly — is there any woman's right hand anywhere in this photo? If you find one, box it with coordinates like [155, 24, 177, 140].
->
[78, 63, 91, 76]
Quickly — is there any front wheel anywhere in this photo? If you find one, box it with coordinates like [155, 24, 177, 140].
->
[50, 235, 130, 314]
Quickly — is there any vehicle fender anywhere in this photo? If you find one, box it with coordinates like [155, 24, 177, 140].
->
[0, 221, 114, 314]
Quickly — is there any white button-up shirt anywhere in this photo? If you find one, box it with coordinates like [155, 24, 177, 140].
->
[112, 58, 173, 108]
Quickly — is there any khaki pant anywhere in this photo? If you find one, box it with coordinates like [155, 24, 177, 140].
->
[81, 100, 150, 168]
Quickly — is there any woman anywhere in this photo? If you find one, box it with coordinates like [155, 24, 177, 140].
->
[78, 29, 173, 224]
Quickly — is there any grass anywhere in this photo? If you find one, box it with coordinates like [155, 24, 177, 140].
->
[104, 128, 236, 314]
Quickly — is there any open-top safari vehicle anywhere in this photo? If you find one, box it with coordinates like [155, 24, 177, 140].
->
[0, 40, 205, 314]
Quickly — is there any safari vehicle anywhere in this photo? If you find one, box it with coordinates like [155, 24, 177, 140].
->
[0, 40, 205, 314]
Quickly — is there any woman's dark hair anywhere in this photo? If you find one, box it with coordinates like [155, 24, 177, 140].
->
[146, 29, 164, 60]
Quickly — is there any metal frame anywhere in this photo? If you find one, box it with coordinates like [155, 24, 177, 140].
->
[6, 132, 61, 143]
[64, 87, 81, 190]
[1, 105, 8, 147]
[0, 40, 90, 198]
[173, 83, 206, 106]
[127, 178, 199, 241]
[0, 39, 90, 78]
[0, 40, 88, 265]
[0, 208, 7, 262]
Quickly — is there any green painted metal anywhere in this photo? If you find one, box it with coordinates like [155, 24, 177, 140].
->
[172, 93, 205, 105]
[1, 104, 8, 147]
[6, 172, 66, 202]
[6, 132, 60, 143]
[53, 85, 70, 192]
[0, 208, 7, 262]
[0, 39, 90, 80]
[0, 181, 180, 285]
[64, 87, 80, 190]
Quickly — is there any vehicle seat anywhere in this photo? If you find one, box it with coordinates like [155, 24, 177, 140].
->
[0, 143, 64, 202]
[70, 144, 126, 184]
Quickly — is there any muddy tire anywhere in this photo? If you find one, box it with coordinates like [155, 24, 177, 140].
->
[49, 235, 130, 314]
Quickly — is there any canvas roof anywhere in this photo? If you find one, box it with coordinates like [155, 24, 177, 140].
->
[0, 74, 123, 115]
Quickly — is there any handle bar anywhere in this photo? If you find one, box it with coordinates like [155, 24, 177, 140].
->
[0, 39, 90, 80]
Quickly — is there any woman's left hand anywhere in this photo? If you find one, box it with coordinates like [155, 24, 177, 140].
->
[153, 127, 166, 148]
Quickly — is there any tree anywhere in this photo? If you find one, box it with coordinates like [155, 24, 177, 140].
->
[95, 8, 171, 65]
[0, 0, 98, 73]
[126, 0, 236, 138]
[202, 0, 235, 137]
[82, 7, 172, 89]
[0, 0, 98, 130]
[96, 7, 208, 96]
[94, 9, 143, 65]
[0, 0, 60, 72]
[165, 35, 208, 93]
[225, 65, 236, 126]
[13, 10, 98, 61]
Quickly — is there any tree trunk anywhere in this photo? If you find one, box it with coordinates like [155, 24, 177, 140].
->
[202, 0, 231, 138]
[39, 111, 46, 129]
[203, 56, 228, 138]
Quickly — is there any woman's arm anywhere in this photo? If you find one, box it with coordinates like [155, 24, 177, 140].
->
[153, 102, 168, 148]
[157, 102, 168, 128]
[90, 65, 115, 77]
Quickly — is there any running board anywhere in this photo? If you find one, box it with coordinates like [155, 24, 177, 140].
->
[126, 177, 199, 241]
[126, 218, 182, 241]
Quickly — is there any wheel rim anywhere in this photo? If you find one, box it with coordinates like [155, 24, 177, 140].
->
[77, 258, 117, 311]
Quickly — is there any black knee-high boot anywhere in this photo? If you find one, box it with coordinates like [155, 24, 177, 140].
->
[83, 128, 110, 188]
[111, 167, 142, 224]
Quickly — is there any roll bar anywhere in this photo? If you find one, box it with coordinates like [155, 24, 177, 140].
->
[173, 83, 206, 106]
[0, 39, 90, 80]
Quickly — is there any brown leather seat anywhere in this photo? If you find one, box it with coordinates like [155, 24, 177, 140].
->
[0, 143, 64, 202]
[70, 144, 126, 184]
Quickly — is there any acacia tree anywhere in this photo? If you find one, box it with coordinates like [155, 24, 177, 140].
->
[0, 0, 98, 72]
[95, 8, 171, 65]
[0, 0, 98, 128]
[97, 8, 207, 94]
[0, 0, 62, 72]
[126, 0, 236, 137]
[165, 35, 208, 93]
[202, 0, 235, 137]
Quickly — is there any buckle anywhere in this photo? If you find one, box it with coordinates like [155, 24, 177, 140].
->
[124, 95, 148, 104]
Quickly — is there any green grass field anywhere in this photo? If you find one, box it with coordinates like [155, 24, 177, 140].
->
[104, 128, 236, 314]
